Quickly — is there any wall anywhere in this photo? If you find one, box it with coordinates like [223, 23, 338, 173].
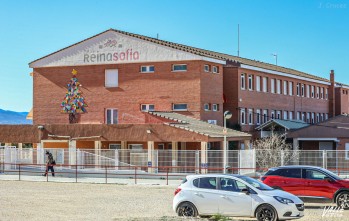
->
[335, 87, 349, 115]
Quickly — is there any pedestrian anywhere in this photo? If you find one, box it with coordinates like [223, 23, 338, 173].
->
[43, 151, 55, 177]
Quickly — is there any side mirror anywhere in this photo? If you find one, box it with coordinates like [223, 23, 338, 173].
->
[241, 188, 250, 195]
[324, 177, 333, 182]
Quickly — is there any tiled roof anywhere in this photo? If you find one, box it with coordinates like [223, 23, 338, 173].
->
[255, 119, 309, 131]
[148, 111, 251, 138]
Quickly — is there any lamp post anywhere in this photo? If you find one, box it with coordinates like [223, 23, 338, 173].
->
[223, 111, 232, 174]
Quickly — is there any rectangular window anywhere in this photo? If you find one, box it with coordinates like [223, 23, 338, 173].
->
[321, 113, 324, 122]
[240, 108, 246, 124]
[316, 113, 319, 123]
[277, 80, 281, 94]
[289, 82, 293, 96]
[297, 111, 300, 120]
[141, 104, 155, 111]
[320, 87, 324, 99]
[271, 110, 275, 119]
[172, 64, 187, 72]
[271, 79, 275, 93]
[207, 120, 217, 125]
[212, 66, 219, 73]
[263, 77, 268, 92]
[301, 84, 304, 97]
[173, 103, 188, 111]
[141, 65, 155, 73]
[311, 113, 315, 124]
[256, 109, 261, 125]
[248, 109, 253, 125]
[306, 85, 310, 98]
[263, 110, 268, 123]
[316, 87, 319, 99]
[276, 111, 281, 119]
[307, 112, 310, 123]
[283, 111, 288, 120]
[109, 144, 121, 150]
[241, 73, 245, 90]
[325, 113, 328, 120]
[283, 81, 287, 95]
[212, 104, 219, 111]
[346, 143, 349, 160]
[311, 86, 315, 98]
[325, 88, 328, 100]
[204, 65, 210, 72]
[248, 75, 253, 90]
[302, 113, 305, 122]
[105, 69, 118, 87]
[106, 108, 118, 124]
[289, 111, 293, 120]
[296, 83, 300, 96]
[256, 76, 261, 92]
[204, 103, 210, 111]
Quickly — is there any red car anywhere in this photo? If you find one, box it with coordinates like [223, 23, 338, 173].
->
[261, 166, 349, 209]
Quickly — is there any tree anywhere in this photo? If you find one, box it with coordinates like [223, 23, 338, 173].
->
[253, 133, 299, 170]
[61, 69, 87, 123]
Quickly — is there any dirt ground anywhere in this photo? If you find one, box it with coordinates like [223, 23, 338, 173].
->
[0, 180, 348, 221]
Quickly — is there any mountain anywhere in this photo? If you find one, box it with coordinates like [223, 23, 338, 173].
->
[0, 109, 32, 124]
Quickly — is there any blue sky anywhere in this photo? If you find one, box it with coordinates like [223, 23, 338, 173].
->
[0, 0, 348, 112]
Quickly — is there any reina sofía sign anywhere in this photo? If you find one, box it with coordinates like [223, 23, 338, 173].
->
[83, 39, 140, 63]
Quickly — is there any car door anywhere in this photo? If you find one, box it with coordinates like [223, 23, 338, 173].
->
[278, 168, 305, 196]
[191, 177, 221, 215]
[302, 169, 335, 199]
[217, 177, 252, 216]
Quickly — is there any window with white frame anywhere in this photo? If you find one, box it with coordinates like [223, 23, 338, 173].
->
[307, 112, 311, 123]
[204, 65, 210, 72]
[172, 64, 187, 72]
[283, 111, 288, 120]
[311, 85, 315, 98]
[289, 111, 293, 120]
[141, 65, 155, 73]
[106, 108, 118, 124]
[325, 113, 328, 120]
[316, 113, 319, 123]
[256, 109, 261, 125]
[271, 110, 275, 119]
[173, 103, 188, 111]
[241, 73, 245, 90]
[256, 76, 261, 92]
[283, 81, 288, 95]
[277, 80, 281, 94]
[346, 143, 349, 160]
[204, 103, 210, 111]
[212, 104, 219, 111]
[296, 83, 300, 96]
[276, 111, 281, 119]
[263, 110, 268, 123]
[263, 77, 268, 92]
[289, 82, 293, 95]
[320, 87, 324, 99]
[141, 104, 155, 111]
[207, 120, 217, 125]
[105, 69, 118, 87]
[325, 88, 328, 100]
[109, 144, 121, 149]
[248, 109, 253, 125]
[271, 79, 275, 93]
[301, 84, 304, 97]
[297, 111, 301, 120]
[248, 75, 253, 90]
[316, 87, 319, 99]
[212, 66, 219, 73]
[306, 85, 310, 98]
[311, 113, 315, 124]
[321, 113, 324, 122]
[240, 108, 246, 124]
[302, 112, 305, 122]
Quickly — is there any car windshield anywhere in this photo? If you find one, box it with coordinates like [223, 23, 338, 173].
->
[322, 168, 342, 180]
[239, 176, 274, 191]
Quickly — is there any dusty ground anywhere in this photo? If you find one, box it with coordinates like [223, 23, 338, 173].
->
[0, 180, 349, 221]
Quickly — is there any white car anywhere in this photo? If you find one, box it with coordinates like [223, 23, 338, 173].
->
[173, 174, 304, 221]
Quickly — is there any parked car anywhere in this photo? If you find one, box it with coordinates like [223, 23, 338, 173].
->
[173, 174, 304, 221]
[261, 165, 349, 209]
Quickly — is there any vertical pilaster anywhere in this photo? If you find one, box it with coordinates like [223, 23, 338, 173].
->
[94, 141, 101, 169]
[147, 141, 155, 173]
[201, 142, 208, 174]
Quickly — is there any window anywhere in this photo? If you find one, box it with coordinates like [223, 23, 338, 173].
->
[305, 169, 327, 180]
[219, 178, 247, 192]
[316, 87, 319, 99]
[311, 86, 315, 98]
[173, 103, 187, 111]
[296, 83, 300, 96]
[276, 80, 281, 94]
[320, 88, 324, 99]
[302, 113, 305, 122]
[283, 81, 287, 95]
[256, 76, 261, 92]
[289, 111, 293, 120]
[345, 143, 349, 160]
[307, 112, 310, 123]
[172, 64, 187, 72]
[263, 77, 268, 92]
[263, 110, 268, 123]
[248, 75, 253, 90]
[241, 73, 245, 90]
[325, 113, 328, 120]
[311, 112, 315, 124]
[240, 108, 246, 124]
[301, 84, 304, 97]
[288, 82, 293, 96]
[276, 111, 281, 119]
[109, 144, 121, 149]
[204, 65, 210, 72]
[276, 168, 302, 179]
[271, 110, 275, 119]
[248, 109, 253, 125]
[207, 120, 217, 125]
[105, 69, 118, 87]
[212, 66, 219, 73]
[141, 104, 155, 111]
[316, 113, 319, 123]
[297, 112, 301, 120]
[325, 88, 328, 100]
[195, 177, 217, 189]
[212, 104, 219, 111]
[321, 113, 324, 122]
[271, 79, 275, 93]
[256, 109, 261, 125]
[106, 108, 118, 124]
[306, 85, 310, 98]
[283, 111, 288, 120]
[141, 65, 154, 73]
[204, 103, 210, 111]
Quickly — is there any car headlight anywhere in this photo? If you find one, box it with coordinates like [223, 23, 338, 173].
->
[273, 196, 294, 204]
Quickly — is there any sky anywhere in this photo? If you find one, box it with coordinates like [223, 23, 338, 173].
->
[0, 0, 348, 112]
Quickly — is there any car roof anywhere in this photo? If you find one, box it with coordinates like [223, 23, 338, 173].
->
[186, 174, 245, 179]
[269, 165, 324, 170]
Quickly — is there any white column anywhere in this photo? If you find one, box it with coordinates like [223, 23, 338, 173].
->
[94, 141, 101, 169]
[69, 140, 77, 168]
[201, 142, 208, 174]
[147, 141, 155, 173]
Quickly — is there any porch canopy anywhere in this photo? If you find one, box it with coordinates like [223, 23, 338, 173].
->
[255, 119, 308, 137]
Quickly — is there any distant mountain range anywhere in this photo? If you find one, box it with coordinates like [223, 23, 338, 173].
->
[0, 109, 32, 124]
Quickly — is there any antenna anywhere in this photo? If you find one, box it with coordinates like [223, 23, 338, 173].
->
[271, 53, 278, 65]
[157, 33, 159, 39]
[237, 24, 240, 57]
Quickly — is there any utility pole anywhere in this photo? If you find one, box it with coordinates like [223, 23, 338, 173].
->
[237, 24, 240, 57]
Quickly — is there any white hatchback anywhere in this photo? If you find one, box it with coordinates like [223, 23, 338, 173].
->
[173, 174, 304, 221]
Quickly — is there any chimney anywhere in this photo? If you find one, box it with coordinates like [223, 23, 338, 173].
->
[329, 70, 336, 117]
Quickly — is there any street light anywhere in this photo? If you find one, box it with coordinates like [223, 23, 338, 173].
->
[223, 111, 232, 174]
[271, 53, 278, 66]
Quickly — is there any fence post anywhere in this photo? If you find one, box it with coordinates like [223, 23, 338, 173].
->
[195, 150, 199, 174]
[166, 167, 169, 185]
[134, 166, 137, 185]
[105, 165, 108, 184]
[75, 163, 78, 183]
[323, 150, 327, 169]
[19, 164, 21, 181]
[281, 150, 284, 166]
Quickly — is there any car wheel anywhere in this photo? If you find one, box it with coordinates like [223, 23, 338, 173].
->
[336, 191, 349, 210]
[177, 202, 198, 217]
[256, 204, 278, 221]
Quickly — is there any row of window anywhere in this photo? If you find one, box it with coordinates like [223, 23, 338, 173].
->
[204, 103, 220, 111]
[240, 108, 329, 125]
[141, 64, 188, 73]
[204, 64, 219, 73]
[240, 73, 329, 100]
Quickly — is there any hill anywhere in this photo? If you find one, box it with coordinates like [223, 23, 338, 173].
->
[0, 109, 32, 124]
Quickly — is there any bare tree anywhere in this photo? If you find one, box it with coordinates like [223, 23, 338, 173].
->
[253, 133, 299, 170]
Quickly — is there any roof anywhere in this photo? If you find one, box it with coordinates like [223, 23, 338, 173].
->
[148, 111, 251, 139]
[29, 28, 346, 85]
[255, 119, 309, 131]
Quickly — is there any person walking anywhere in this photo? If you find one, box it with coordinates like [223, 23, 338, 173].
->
[43, 151, 55, 177]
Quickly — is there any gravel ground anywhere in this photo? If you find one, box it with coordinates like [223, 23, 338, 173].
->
[0, 180, 348, 221]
